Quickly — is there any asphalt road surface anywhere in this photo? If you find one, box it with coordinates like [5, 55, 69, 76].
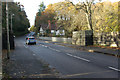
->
[16, 36, 119, 78]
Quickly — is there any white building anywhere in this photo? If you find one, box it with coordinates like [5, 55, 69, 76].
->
[56, 26, 65, 36]
[56, 30, 65, 35]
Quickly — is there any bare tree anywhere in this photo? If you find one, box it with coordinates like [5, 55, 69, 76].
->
[69, 0, 101, 30]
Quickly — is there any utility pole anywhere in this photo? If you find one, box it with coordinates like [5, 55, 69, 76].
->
[11, 15, 13, 32]
[11, 14, 14, 32]
[6, 2, 10, 59]
[0, 1, 2, 79]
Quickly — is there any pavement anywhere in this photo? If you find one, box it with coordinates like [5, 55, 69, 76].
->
[0, 51, 2, 80]
[38, 38, 120, 57]
[2, 37, 59, 78]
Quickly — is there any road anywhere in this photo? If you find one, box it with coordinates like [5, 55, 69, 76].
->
[16, 36, 119, 78]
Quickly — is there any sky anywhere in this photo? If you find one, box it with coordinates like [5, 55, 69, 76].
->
[14, 0, 119, 26]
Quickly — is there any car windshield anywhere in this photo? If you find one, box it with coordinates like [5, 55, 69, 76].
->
[29, 38, 35, 40]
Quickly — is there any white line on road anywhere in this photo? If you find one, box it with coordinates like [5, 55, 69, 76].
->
[73, 56, 90, 62]
[52, 48, 55, 51]
[55, 49, 61, 52]
[40, 44, 61, 52]
[48, 47, 52, 49]
[66, 53, 90, 62]
[40, 44, 48, 48]
[24, 45, 28, 48]
[39, 44, 61, 53]
[42, 45, 44, 47]
[108, 67, 120, 72]
[66, 53, 74, 57]
[44, 46, 48, 48]
[47, 47, 61, 53]
[33, 54, 36, 56]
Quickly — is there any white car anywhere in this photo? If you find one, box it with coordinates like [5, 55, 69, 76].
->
[26, 36, 36, 45]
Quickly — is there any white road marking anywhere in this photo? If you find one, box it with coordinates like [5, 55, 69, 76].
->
[46, 46, 61, 53]
[40, 44, 48, 48]
[66, 53, 90, 62]
[44, 46, 48, 48]
[27, 43, 89, 62]
[108, 67, 120, 72]
[51, 48, 57, 51]
[39, 44, 61, 52]
[52, 49, 56, 51]
[73, 56, 90, 62]
[33, 54, 36, 56]
[66, 53, 74, 57]
[24, 45, 28, 48]
[41, 45, 45, 47]
[56, 50, 61, 52]
[48, 47, 51, 49]
[52, 48, 60, 52]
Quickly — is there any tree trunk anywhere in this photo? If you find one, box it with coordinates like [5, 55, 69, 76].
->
[89, 13, 93, 30]
[85, 13, 93, 30]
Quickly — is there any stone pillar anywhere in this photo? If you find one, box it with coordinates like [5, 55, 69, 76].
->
[85, 30, 93, 46]
[72, 30, 93, 46]
[72, 31, 78, 45]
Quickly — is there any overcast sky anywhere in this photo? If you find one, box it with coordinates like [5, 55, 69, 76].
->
[14, 0, 119, 26]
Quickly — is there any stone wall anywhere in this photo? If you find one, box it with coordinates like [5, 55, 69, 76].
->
[72, 30, 93, 46]
[93, 32, 120, 47]
[39, 37, 72, 44]
[39, 31, 120, 47]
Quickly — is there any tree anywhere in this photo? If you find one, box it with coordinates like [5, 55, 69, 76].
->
[69, 0, 101, 30]
[52, 1, 75, 35]
[93, 1, 120, 47]
[35, 2, 47, 34]
[35, 3, 56, 34]
[2, 2, 30, 36]
[38, 2, 46, 16]
[30, 25, 36, 32]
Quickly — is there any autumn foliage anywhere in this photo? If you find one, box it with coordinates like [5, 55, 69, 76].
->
[35, 1, 119, 36]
